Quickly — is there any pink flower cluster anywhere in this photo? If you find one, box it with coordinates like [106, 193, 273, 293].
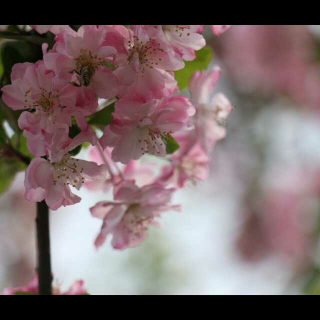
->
[2, 25, 231, 250]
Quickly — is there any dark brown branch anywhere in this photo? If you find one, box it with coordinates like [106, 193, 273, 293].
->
[0, 31, 46, 46]
[6, 144, 31, 165]
[36, 201, 53, 295]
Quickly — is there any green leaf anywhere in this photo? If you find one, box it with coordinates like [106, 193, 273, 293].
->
[81, 142, 90, 149]
[10, 133, 33, 159]
[70, 25, 82, 32]
[88, 103, 115, 127]
[1, 40, 42, 85]
[68, 122, 82, 157]
[163, 133, 180, 154]
[68, 144, 82, 157]
[0, 126, 6, 144]
[0, 111, 7, 144]
[0, 157, 24, 194]
[69, 122, 81, 139]
[103, 61, 116, 70]
[7, 25, 21, 33]
[174, 46, 213, 90]
[0, 99, 21, 134]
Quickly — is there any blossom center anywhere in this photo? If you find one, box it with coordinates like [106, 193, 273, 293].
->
[51, 155, 84, 188]
[72, 48, 105, 86]
[136, 119, 171, 155]
[123, 204, 152, 241]
[24, 87, 59, 114]
[163, 25, 192, 38]
[74, 48, 103, 72]
[127, 36, 164, 72]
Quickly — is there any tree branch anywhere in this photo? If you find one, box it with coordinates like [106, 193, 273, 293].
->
[36, 201, 53, 295]
[5, 144, 31, 165]
[0, 31, 46, 46]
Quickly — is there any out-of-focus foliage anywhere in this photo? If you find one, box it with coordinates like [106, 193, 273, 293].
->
[10, 134, 32, 159]
[1, 40, 42, 86]
[0, 158, 25, 194]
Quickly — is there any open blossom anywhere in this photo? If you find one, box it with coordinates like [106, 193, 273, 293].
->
[1, 60, 99, 158]
[159, 131, 210, 188]
[25, 151, 107, 210]
[113, 25, 183, 100]
[100, 95, 195, 164]
[91, 180, 179, 250]
[1, 276, 87, 295]
[160, 25, 206, 61]
[1, 61, 97, 130]
[1, 61, 86, 130]
[189, 68, 233, 151]
[43, 25, 118, 99]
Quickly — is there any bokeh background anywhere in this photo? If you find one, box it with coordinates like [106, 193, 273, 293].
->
[2, 25, 320, 294]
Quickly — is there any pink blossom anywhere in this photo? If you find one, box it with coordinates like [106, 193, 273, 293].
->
[189, 69, 233, 151]
[159, 132, 210, 188]
[1, 61, 97, 131]
[91, 180, 179, 250]
[49, 125, 99, 162]
[1, 61, 99, 157]
[19, 119, 69, 158]
[113, 25, 183, 100]
[160, 25, 206, 61]
[100, 95, 195, 164]
[43, 25, 118, 99]
[25, 152, 107, 210]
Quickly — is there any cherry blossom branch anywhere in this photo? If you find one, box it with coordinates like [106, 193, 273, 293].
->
[36, 201, 53, 295]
